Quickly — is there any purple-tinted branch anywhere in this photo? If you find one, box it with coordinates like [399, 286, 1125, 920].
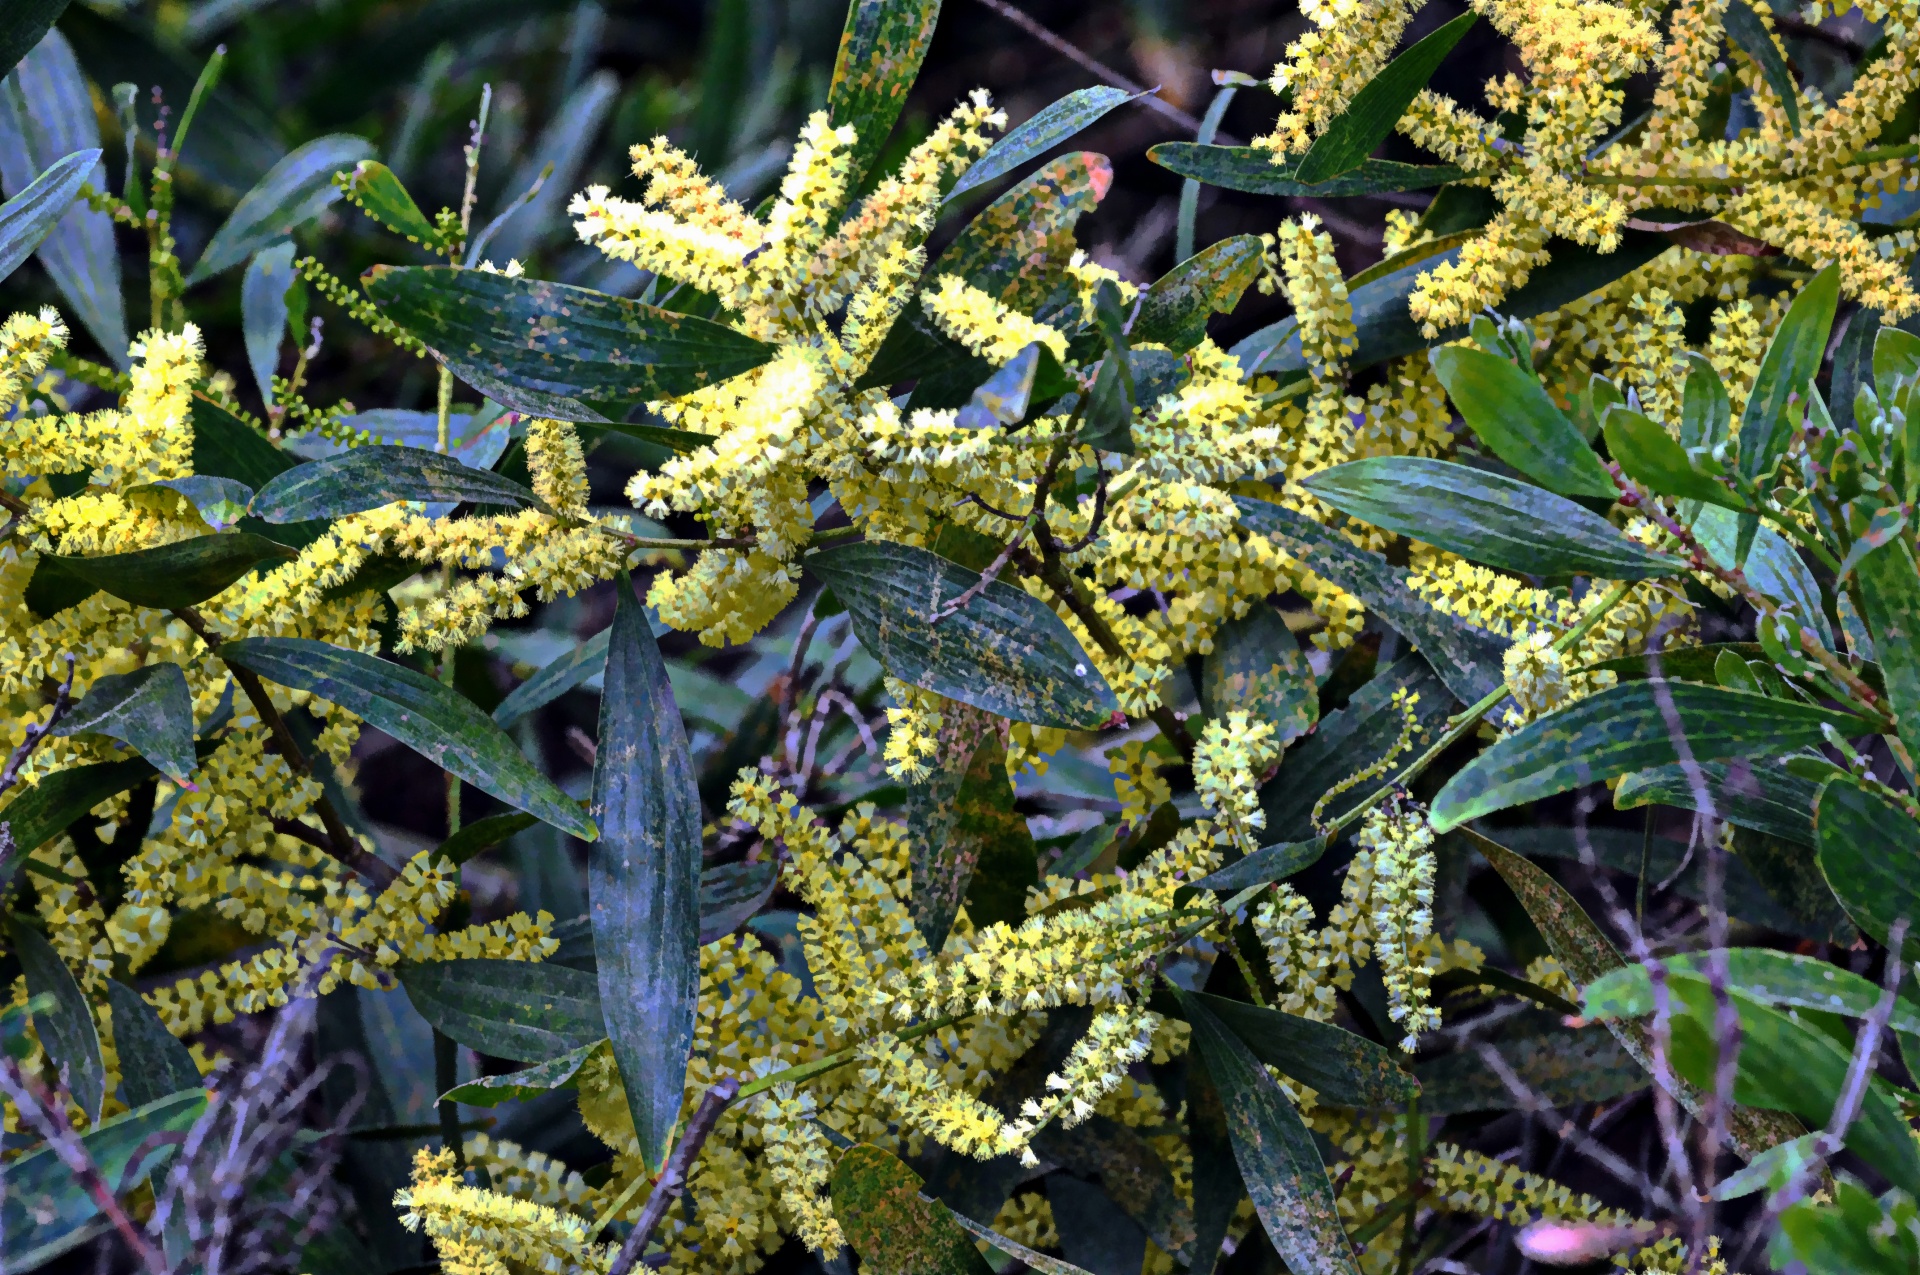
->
[608, 1077, 742, 1275]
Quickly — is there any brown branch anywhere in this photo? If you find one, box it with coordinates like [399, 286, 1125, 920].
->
[968, 0, 1219, 138]
[173, 607, 395, 889]
[607, 1077, 741, 1275]
[1, 654, 75, 799]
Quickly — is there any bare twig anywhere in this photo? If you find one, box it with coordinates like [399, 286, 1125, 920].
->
[968, 0, 1217, 138]
[0, 1058, 169, 1275]
[608, 1077, 742, 1275]
[1, 653, 76, 797]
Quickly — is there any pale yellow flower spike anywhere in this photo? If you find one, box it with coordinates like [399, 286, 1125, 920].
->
[922, 274, 1071, 364]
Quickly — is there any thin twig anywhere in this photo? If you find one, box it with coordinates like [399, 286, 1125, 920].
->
[0, 1059, 170, 1275]
[969, 0, 1214, 137]
[607, 1077, 742, 1275]
[0, 653, 75, 798]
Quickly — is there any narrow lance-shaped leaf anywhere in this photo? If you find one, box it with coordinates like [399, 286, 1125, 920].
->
[42, 533, 298, 612]
[1303, 457, 1682, 580]
[0, 757, 153, 883]
[1603, 405, 1745, 510]
[1175, 987, 1360, 1275]
[1815, 780, 1920, 963]
[808, 540, 1119, 730]
[1232, 497, 1508, 706]
[12, 920, 105, 1121]
[1462, 828, 1806, 1162]
[1614, 758, 1818, 846]
[1737, 264, 1838, 495]
[830, 1143, 997, 1275]
[1293, 13, 1477, 183]
[1692, 504, 1833, 646]
[364, 266, 777, 422]
[0, 32, 126, 361]
[219, 637, 595, 839]
[1680, 352, 1732, 453]
[1723, 0, 1801, 135]
[1149, 143, 1464, 197]
[1132, 234, 1265, 352]
[827, 0, 942, 188]
[397, 958, 605, 1063]
[1429, 344, 1617, 497]
[103, 979, 201, 1108]
[0, 146, 97, 283]
[134, 476, 255, 530]
[492, 629, 613, 728]
[249, 444, 548, 523]
[1185, 991, 1416, 1108]
[906, 705, 1028, 952]
[51, 663, 197, 786]
[1583, 948, 1920, 1035]
[439, 1040, 600, 1107]
[1854, 537, 1920, 756]
[1433, 681, 1865, 831]
[242, 242, 297, 406]
[589, 571, 701, 1171]
[946, 86, 1140, 202]
[190, 134, 375, 283]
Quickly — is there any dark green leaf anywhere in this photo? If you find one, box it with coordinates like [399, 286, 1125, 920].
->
[1293, 13, 1477, 182]
[1047, 1176, 1148, 1275]
[220, 637, 595, 839]
[698, 859, 778, 943]
[948, 1211, 1096, 1275]
[1829, 311, 1878, 436]
[1187, 991, 1415, 1108]
[317, 552, 422, 603]
[826, 0, 942, 188]
[439, 1040, 600, 1107]
[1303, 457, 1680, 580]
[397, 958, 604, 1063]
[1132, 235, 1265, 352]
[1175, 987, 1359, 1275]
[1232, 232, 1670, 381]
[1816, 780, 1920, 963]
[808, 541, 1119, 729]
[831, 1143, 997, 1275]
[432, 812, 539, 867]
[1692, 504, 1832, 646]
[0, 756, 151, 876]
[363, 266, 777, 421]
[1603, 405, 1744, 509]
[1737, 264, 1838, 493]
[52, 663, 196, 786]
[947, 86, 1139, 203]
[935, 152, 1111, 308]
[1615, 757, 1816, 844]
[344, 159, 441, 246]
[907, 705, 1029, 951]
[103, 979, 200, 1108]
[1585, 948, 1920, 1034]
[1429, 345, 1616, 497]
[1078, 350, 1135, 453]
[1433, 681, 1865, 831]
[0, 1088, 205, 1270]
[1875, 326, 1920, 395]
[1462, 827, 1806, 1160]
[0, 0, 70, 81]
[589, 572, 700, 1171]
[1034, 1115, 1193, 1260]
[1855, 536, 1920, 756]
[1201, 605, 1317, 747]
[1731, 825, 1856, 943]
[1585, 968, 1918, 1193]
[1233, 497, 1508, 705]
[0, 147, 99, 283]
[190, 395, 296, 489]
[492, 629, 612, 728]
[43, 533, 297, 611]
[1414, 1028, 1643, 1115]
[1149, 143, 1462, 197]
[1183, 839, 1325, 896]
[249, 444, 547, 523]
[21, 550, 94, 618]
[12, 920, 103, 1121]
[1185, 1050, 1238, 1275]
[1774, 1178, 1920, 1275]
[1723, 0, 1801, 135]
[190, 135, 374, 283]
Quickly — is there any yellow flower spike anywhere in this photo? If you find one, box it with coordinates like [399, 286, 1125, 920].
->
[921, 274, 1070, 364]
